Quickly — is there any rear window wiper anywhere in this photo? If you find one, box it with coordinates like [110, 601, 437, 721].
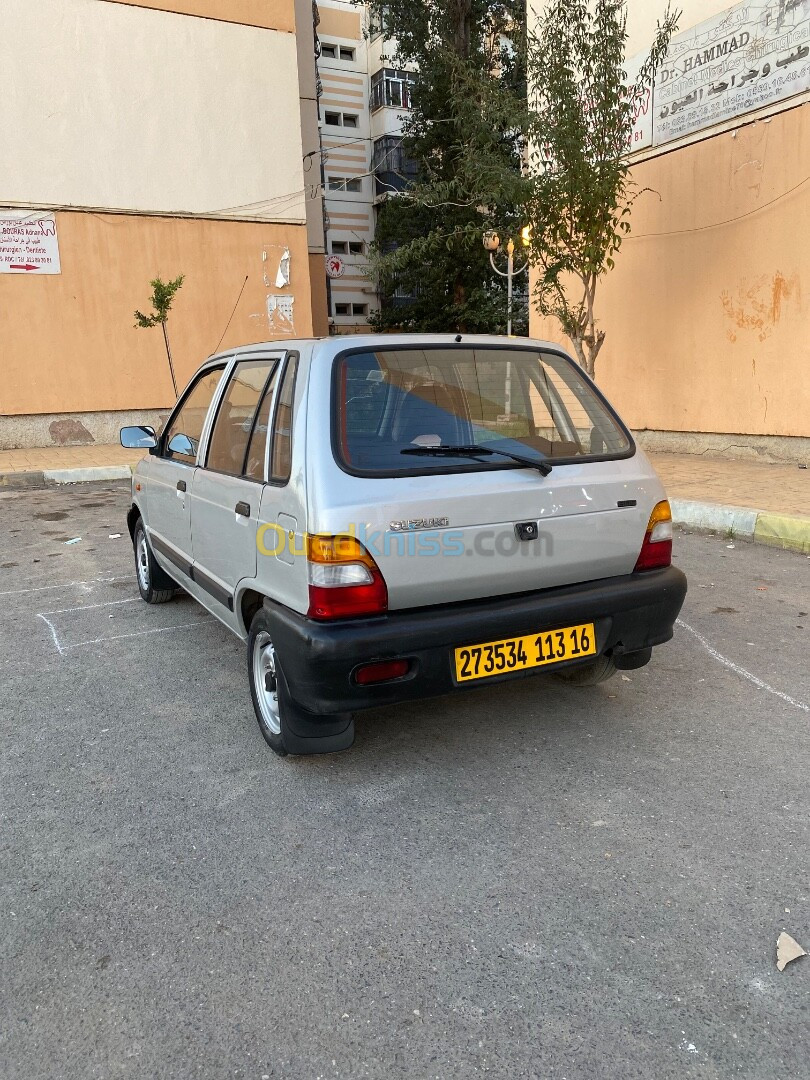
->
[401, 444, 552, 476]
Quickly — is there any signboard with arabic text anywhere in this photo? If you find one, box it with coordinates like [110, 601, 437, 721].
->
[0, 211, 61, 274]
[627, 0, 810, 149]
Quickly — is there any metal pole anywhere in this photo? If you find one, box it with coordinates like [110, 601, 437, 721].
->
[506, 240, 514, 338]
[506, 240, 514, 415]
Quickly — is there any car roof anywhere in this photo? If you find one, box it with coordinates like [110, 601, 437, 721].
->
[207, 334, 566, 366]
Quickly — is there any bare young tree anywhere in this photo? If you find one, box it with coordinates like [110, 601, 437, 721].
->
[134, 275, 185, 397]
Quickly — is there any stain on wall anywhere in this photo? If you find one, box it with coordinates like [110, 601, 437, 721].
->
[48, 418, 95, 445]
[721, 271, 800, 342]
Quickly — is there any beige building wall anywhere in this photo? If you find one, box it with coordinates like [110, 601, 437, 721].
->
[0, 0, 323, 444]
[528, 1, 810, 451]
[2, 0, 305, 222]
[101, 0, 296, 31]
[1, 212, 313, 417]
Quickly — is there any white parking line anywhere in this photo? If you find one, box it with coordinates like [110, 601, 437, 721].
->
[39, 597, 138, 617]
[62, 620, 210, 652]
[0, 577, 124, 598]
[37, 614, 65, 656]
[677, 617, 809, 714]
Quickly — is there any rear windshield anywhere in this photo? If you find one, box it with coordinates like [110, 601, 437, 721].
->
[335, 346, 632, 476]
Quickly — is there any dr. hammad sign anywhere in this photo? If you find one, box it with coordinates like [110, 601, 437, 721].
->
[629, 0, 810, 147]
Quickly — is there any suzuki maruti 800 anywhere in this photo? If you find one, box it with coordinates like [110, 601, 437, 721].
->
[121, 335, 687, 756]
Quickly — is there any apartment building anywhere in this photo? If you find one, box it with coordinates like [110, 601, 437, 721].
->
[315, 1, 415, 331]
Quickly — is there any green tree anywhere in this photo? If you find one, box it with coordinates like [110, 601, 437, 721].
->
[362, 1, 530, 334]
[134, 275, 185, 396]
[524, 0, 679, 377]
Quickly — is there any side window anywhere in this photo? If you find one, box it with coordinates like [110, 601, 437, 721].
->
[206, 359, 274, 477]
[244, 364, 280, 481]
[163, 366, 226, 465]
[270, 355, 298, 484]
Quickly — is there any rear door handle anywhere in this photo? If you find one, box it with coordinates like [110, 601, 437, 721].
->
[235, 501, 251, 518]
[176, 480, 187, 493]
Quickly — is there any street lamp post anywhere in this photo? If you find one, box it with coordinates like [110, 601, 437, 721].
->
[483, 231, 529, 338]
[483, 231, 529, 417]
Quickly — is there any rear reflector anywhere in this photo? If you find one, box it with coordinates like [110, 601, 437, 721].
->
[634, 500, 673, 572]
[354, 659, 410, 685]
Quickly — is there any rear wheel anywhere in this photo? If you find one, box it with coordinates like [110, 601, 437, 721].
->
[133, 519, 175, 604]
[247, 609, 354, 756]
[554, 654, 617, 686]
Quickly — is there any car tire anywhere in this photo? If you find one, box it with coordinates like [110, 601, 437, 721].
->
[247, 609, 354, 756]
[133, 519, 175, 604]
[554, 654, 617, 686]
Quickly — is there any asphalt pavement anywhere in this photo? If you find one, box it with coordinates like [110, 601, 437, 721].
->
[1, 482, 808, 1080]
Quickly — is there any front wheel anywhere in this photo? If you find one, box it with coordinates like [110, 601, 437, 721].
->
[133, 519, 175, 604]
[247, 609, 354, 756]
[554, 654, 617, 686]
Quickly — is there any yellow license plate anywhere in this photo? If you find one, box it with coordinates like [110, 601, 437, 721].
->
[454, 622, 596, 682]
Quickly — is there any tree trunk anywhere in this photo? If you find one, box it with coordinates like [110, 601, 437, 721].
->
[450, 0, 473, 58]
[161, 321, 179, 398]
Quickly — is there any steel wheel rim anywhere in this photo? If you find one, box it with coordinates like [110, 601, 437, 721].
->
[136, 532, 150, 593]
[253, 631, 281, 735]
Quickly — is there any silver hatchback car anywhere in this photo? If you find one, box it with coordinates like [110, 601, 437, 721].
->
[121, 335, 686, 756]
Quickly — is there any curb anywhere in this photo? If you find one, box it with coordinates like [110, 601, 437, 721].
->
[1, 468, 808, 554]
[671, 499, 810, 555]
[0, 465, 133, 491]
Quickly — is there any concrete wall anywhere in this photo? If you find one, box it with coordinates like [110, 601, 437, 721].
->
[530, 102, 809, 441]
[527, 1, 810, 450]
[0, 0, 322, 443]
[1, 0, 305, 222]
[101, 0, 296, 32]
[1, 211, 313, 417]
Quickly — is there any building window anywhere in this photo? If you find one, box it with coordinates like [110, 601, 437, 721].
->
[328, 176, 363, 193]
[331, 240, 348, 254]
[334, 303, 351, 316]
[352, 304, 368, 317]
[322, 110, 359, 128]
[370, 69, 414, 112]
[372, 136, 418, 196]
[339, 47, 356, 61]
[369, 5, 391, 41]
[320, 43, 336, 58]
[349, 241, 364, 255]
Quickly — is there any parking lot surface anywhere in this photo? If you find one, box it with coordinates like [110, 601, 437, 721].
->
[1, 482, 808, 1079]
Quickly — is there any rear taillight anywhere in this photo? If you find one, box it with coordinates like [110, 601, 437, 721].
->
[307, 534, 388, 620]
[634, 500, 673, 572]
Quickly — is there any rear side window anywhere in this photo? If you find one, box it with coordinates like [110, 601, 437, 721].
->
[270, 355, 298, 483]
[206, 359, 275, 477]
[244, 365, 280, 481]
[334, 347, 632, 475]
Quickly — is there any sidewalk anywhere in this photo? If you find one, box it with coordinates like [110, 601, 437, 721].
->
[1, 443, 808, 552]
[0, 444, 143, 487]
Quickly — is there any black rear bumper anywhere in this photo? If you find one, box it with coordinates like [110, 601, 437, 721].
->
[264, 566, 687, 715]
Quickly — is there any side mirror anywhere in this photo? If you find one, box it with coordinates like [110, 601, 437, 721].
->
[167, 433, 195, 458]
[120, 425, 157, 449]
